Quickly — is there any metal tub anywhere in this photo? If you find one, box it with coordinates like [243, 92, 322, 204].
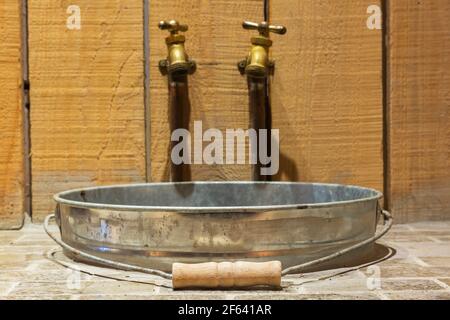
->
[54, 182, 382, 272]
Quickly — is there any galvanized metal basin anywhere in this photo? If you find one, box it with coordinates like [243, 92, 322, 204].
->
[54, 182, 382, 272]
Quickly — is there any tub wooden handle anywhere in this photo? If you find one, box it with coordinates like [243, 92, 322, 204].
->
[172, 261, 282, 289]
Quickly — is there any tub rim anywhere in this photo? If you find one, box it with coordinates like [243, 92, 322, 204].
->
[53, 181, 383, 213]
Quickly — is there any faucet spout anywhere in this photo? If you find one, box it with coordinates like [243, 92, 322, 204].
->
[245, 40, 271, 78]
[159, 20, 196, 77]
[238, 21, 286, 78]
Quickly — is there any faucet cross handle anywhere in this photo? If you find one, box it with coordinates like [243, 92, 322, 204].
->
[159, 20, 189, 35]
[242, 21, 287, 37]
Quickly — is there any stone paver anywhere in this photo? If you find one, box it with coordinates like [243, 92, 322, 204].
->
[0, 221, 449, 300]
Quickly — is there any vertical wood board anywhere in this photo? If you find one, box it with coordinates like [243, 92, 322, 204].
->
[28, 0, 146, 220]
[0, 1, 24, 229]
[270, 0, 384, 192]
[388, 0, 450, 222]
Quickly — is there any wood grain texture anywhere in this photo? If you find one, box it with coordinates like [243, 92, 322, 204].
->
[149, 0, 263, 181]
[388, 0, 450, 222]
[0, 1, 24, 229]
[172, 261, 282, 289]
[28, 0, 146, 221]
[270, 0, 383, 192]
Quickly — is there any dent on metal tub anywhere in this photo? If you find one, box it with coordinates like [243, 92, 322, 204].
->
[53, 181, 382, 272]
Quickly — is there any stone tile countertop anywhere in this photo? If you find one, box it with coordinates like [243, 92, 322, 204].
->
[0, 221, 449, 300]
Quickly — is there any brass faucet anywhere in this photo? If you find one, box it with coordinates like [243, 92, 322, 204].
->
[158, 20, 196, 76]
[158, 20, 194, 181]
[238, 21, 286, 181]
[238, 21, 287, 78]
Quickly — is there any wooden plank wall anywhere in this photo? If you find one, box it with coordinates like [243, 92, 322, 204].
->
[0, 1, 24, 229]
[388, 0, 450, 222]
[271, 0, 384, 191]
[149, 0, 262, 181]
[0, 0, 446, 226]
[28, 0, 146, 221]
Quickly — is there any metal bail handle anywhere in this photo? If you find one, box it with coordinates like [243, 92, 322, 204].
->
[44, 210, 393, 290]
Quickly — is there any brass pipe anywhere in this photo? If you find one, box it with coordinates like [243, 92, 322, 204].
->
[248, 78, 269, 181]
[169, 74, 191, 182]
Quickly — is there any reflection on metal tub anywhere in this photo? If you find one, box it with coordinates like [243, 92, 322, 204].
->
[51, 181, 384, 273]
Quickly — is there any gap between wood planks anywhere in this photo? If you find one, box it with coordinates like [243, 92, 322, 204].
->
[21, 0, 32, 221]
